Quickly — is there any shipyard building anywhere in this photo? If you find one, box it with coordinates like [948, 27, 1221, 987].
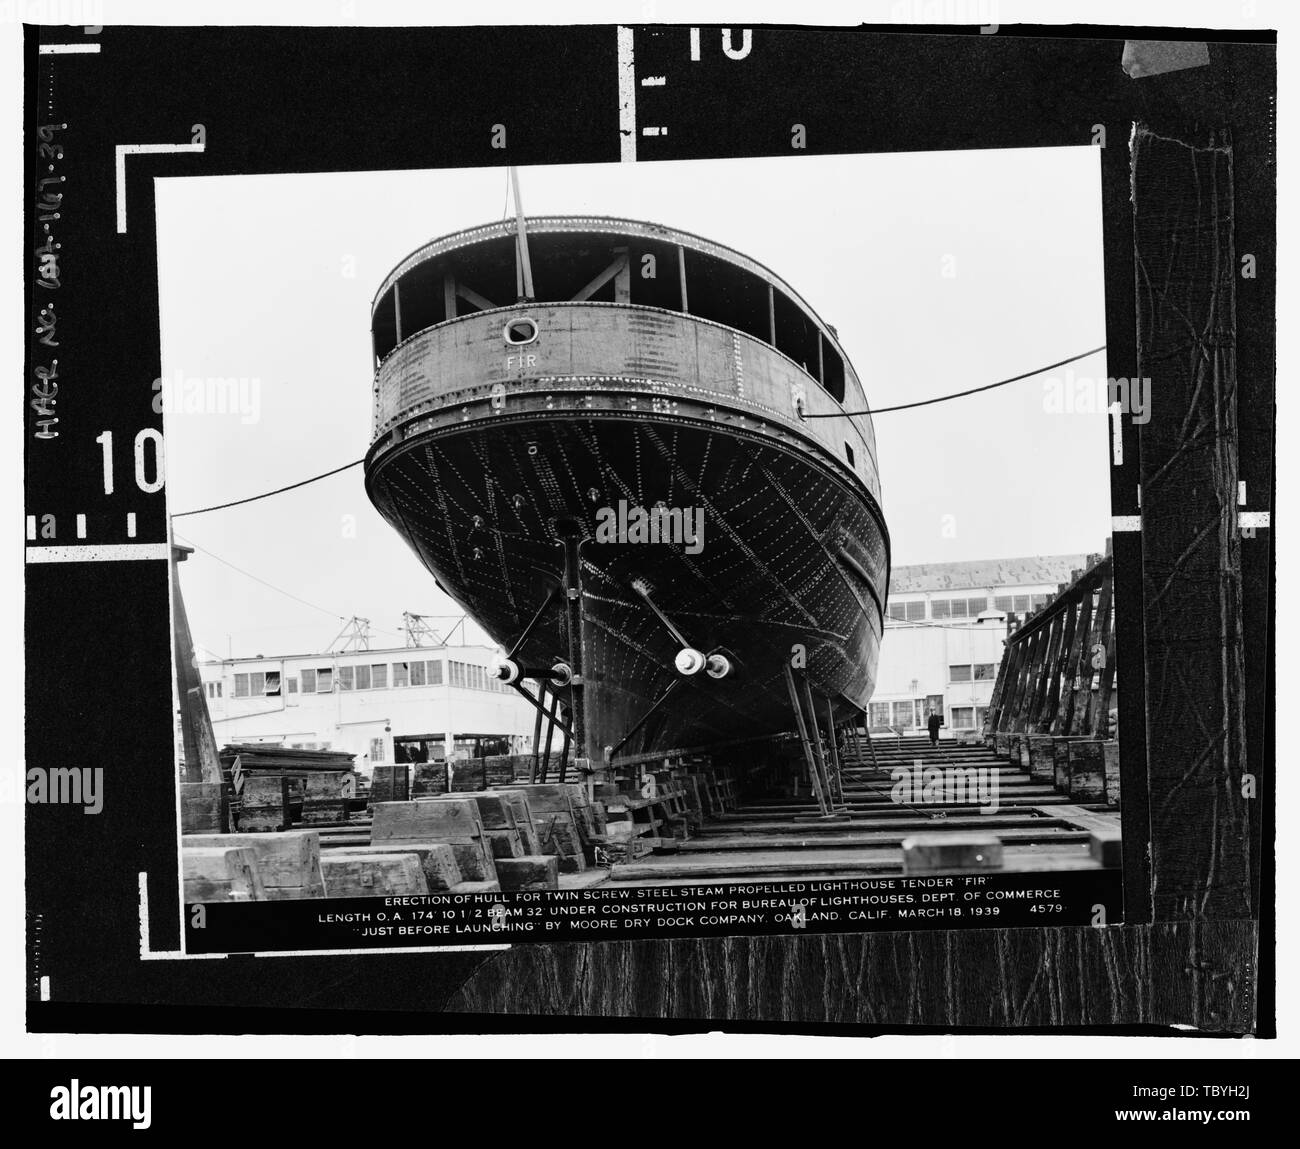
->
[871, 554, 1091, 736]
[194, 642, 538, 775]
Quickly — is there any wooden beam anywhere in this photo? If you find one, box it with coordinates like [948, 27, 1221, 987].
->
[573, 251, 629, 302]
[677, 244, 688, 313]
[1094, 570, 1118, 738]
[457, 282, 497, 312]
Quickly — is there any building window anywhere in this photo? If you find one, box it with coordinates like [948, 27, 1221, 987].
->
[410, 661, 427, 686]
[450, 661, 465, 688]
[286, 677, 298, 694]
[931, 599, 951, 619]
[951, 706, 975, 729]
[317, 668, 333, 693]
[249, 671, 265, 695]
[949, 664, 972, 682]
[974, 663, 997, 680]
[887, 602, 905, 621]
[994, 596, 1014, 612]
[869, 702, 891, 728]
[370, 737, 385, 762]
[265, 671, 281, 697]
[967, 596, 989, 615]
[338, 666, 355, 691]
[905, 602, 925, 621]
[393, 662, 410, 688]
[355, 665, 372, 690]
[892, 700, 918, 728]
[1031, 594, 1048, 610]
[371, 664, 388, 689]
[300, 668, 316, 693]
[233, 674, 249, 698]
[1014, 595, 1030, 612]
[428, 660, 443, 685]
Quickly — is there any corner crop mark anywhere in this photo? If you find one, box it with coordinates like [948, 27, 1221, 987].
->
[115, 142, 206, 233]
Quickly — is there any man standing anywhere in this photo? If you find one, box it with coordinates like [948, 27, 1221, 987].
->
[927, 709, 942, 747]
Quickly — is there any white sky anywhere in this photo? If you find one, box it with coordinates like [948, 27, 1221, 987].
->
[157, 147, 1109, 661]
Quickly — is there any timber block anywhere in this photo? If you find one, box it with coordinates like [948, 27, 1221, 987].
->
[1017, 736, 1032, 771]
[444, 791, 516, 829]
[370, 764, 410, 804]
[180, 782, 226, 834]
[449, 758, 487, 791]
[451, 880, 502, 894]
[1089, 826, 1122, 867]
[484, 828, 524, 859]
[901, 833, 1003, 874]
[320, 852, 428, 898]
[183, 846, 267, 902]
[237, 774, 291, 832]
[1103, 741, 1121, 807]
[1027, 735, 1056, 783]
[410, 762, 448, 797]
[1067, 742, 1107, 802]
[494, 791, 540, 854]
[371, 798, 485, 843]
[495, 855, 560, 892]
[339, 843, 463, 891]
[993, 732, 1011, 759]
[448, 841, 498, 883]
[1051, 737, 1092, 792]
[484, 755, 515, 786]
[183, 830, 324, 895]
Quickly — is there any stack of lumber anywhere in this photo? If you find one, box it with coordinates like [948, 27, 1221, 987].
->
[221, 744, 356, 831]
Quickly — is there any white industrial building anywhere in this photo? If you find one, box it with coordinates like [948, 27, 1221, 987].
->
[870, 554, 1092, 737]
[195, 642, 538, 776]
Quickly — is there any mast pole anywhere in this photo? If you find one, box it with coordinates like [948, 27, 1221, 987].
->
[509, 166, 535, 300]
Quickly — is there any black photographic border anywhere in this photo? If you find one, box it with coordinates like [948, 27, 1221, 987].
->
[23, 20, 1274, 1036]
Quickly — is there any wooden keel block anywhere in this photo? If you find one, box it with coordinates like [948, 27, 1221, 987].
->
[339, 843, 464, 890]
[993, 732, 1011, 759]
[494, 792, 539, 853]
[183, 846, 266, 902]
[901, 833, 1004, 874]
[183, 831, 324, 893]
[371, 798, 484, 843]
[445, 792, 516, 829]
[1066, 742, 1107, 802]
[1103, 741, 1121, 807]
[451, 880, 502, 894]
[484, 755, 515, 786]
[448, 841, 498, 883]
[320, 853, 428, 898]
[410, 762, 449, 796]
[180, 782, 225, 834]
[495, 855, 560, 891]
[449, 759, 487, 791]
[370, 764, 410, 804]
[485, 828, 524, 859]
[1089, 827, 1122, 867]
[1027, 735, 1056, 783]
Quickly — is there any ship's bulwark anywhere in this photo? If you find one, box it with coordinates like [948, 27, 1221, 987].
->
[367, 414, 888, 759]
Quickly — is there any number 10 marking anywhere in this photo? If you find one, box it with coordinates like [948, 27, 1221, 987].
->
[96, 429, 165, 494]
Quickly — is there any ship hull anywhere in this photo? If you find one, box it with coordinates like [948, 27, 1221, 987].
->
[366, 412, 888, 760]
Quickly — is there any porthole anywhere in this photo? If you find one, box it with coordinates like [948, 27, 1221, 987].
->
[503, 317, 539, 345]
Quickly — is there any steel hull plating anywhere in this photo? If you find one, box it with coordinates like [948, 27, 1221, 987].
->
[366, 412, 888, 760]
